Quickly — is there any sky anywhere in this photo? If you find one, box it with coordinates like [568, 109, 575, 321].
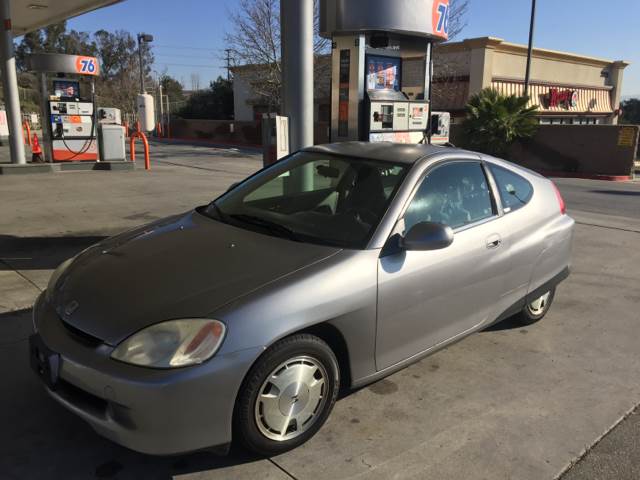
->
[67, 0, 640, 97]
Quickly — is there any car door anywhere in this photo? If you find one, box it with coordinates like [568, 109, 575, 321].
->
[376, 160, 511, 370]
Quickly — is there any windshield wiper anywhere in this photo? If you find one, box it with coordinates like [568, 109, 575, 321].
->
[229, 214, 301, 242]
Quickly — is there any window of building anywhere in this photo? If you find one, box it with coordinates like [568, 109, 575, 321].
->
[403, 162, 494, 231]
[489, 165, 534, 213]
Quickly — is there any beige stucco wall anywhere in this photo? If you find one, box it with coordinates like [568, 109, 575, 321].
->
[232, 74, 255, 122]
[492, 50, 608, 87]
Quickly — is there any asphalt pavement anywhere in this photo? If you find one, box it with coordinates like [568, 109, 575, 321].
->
[1, 141, 639, 479]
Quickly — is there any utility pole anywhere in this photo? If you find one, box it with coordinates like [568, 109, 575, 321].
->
[225, 49, 232, 82]
[524, 0, 537, 97]
[158, 82, 164, 130]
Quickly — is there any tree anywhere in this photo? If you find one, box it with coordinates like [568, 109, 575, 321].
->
[448, 0, 470, 41]
[159, 74, 185, 105]
[225, 0, 469, 113]
[15, 21, 97, 70]
[14, 24, 155, 117]
[179, 77, 234, 120]
[225, 0, 331, 113]
[93, 29, 154, 115]
[620, 98, 640, 125]
[461, 88, 539, 156]
[190, 73, 201, 91]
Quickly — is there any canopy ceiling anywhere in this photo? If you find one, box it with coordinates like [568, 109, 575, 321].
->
[10, 0, 122, 35]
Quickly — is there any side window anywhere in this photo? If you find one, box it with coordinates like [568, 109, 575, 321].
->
[489, 165, 533, 213]
[403, 162, 495, 232]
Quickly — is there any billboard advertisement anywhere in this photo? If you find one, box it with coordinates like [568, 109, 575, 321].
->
[366, 55, 401, 92]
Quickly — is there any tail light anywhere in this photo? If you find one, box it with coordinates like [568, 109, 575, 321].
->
[552, 182, 566, 215]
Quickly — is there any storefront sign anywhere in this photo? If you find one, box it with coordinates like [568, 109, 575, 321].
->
[547, 88, 578, 109]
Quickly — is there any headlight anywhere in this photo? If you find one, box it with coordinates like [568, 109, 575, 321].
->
[45, 257, 74, 301]
[111, 319, 226, 368]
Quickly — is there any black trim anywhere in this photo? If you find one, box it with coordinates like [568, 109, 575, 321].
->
[491, 266, 570, 326]
[526, 266, 570, 305]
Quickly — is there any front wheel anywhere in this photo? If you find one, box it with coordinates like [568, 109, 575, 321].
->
[234, 334, 340, 456]
[517, 288, 556, 325]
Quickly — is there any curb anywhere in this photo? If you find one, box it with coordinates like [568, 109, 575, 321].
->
[538, 170, 634, 182]
[150, 137, 262, 153]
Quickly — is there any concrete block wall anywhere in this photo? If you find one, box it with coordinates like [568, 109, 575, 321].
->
[451, 124, 639, 177]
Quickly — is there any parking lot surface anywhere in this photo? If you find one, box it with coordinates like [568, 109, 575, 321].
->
[1, 141, 640, 479]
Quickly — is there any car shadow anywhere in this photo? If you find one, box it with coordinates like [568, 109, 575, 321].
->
[482, 315, 525, 332]
[0, 235, 107, 271]
[0, 308, 273, 480]
[590, 189, 640, 197]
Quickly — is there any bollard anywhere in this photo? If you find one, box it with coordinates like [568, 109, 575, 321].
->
[129, 130, 150, 170]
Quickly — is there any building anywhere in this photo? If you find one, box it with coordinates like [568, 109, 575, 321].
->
[430, 37, 628, 125]
[231, 56, 331, 123]
[232, 37, 628, 126]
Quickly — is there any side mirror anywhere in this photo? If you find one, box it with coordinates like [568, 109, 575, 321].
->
[400, 222, 454, 251]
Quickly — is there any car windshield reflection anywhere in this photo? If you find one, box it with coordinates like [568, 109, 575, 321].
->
[205, 152, 408, 249]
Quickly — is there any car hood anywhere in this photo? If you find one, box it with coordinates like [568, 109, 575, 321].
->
[52, 210, 340, 346]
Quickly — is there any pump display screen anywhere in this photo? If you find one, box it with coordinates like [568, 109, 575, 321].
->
[366, 55, 401, 92]
[53, 80, 80, 98]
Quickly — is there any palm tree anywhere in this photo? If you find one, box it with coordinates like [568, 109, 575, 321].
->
[461, 88, 538, 156]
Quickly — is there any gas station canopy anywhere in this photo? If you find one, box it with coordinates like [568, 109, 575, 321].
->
[9, 0, 122, 35]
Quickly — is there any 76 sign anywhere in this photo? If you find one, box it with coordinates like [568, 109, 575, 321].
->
[74, 56, 100, 76]
[432, 0, 450, 39]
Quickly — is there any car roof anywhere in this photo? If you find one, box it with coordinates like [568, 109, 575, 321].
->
[304, 142, 472, 165]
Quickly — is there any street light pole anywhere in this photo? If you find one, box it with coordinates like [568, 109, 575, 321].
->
[523, 0, 537, 97]
[137, 33, 154, 94]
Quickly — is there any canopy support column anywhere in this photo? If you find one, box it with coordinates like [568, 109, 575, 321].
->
[0, 0, 26, 164]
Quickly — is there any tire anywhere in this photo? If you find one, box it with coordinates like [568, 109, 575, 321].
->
[234, 334, 340, 456]
[517, 287, 556, 325]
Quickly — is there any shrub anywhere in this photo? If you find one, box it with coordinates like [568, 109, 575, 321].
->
[462, 88, 538, 156]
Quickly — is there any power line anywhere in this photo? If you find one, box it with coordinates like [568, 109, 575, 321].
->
[154, 44, 220, 51]
[155, 53, 216, 59]
[157, 62, 222, 69]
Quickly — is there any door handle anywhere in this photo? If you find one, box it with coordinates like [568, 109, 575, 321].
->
[486, 234, 502, 249]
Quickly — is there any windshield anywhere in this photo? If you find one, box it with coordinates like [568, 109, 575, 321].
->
[204, 152, 408, 249]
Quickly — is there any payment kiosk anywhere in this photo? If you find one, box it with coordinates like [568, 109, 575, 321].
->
[320, 0, 451, 145]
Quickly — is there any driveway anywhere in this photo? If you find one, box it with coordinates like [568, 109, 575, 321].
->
[1, 143, 639, 479]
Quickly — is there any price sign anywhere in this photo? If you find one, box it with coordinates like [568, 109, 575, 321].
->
[74, 56, 99, 76]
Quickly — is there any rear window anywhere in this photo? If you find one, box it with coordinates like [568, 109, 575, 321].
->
[489, 165, 533, 213]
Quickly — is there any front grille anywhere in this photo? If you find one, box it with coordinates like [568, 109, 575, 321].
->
[55, 378, 108, 419]
[60, 319, 103, 347]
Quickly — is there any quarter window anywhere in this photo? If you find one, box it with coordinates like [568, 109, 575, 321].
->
[489, 165, 533, 213]
[403, 162, 495, 231]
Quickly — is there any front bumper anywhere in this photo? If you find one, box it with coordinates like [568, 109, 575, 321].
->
[31, 293, 263, 455]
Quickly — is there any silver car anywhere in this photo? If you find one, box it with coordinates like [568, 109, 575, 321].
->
[30, 142, 574, 456]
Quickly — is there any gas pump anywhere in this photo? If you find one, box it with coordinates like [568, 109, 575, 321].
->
[320, 0, 451, 145]
[26, 53, 101, 162]
[49, 87, 98, 161]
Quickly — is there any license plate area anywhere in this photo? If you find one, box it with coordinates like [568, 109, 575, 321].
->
[29, 334, 60, 390]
